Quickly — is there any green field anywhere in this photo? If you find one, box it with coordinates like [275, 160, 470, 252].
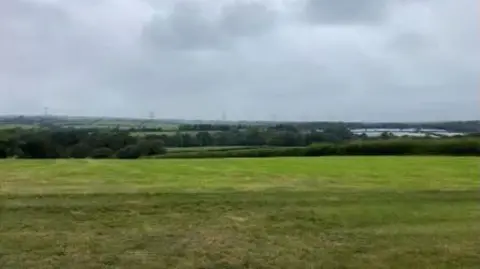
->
[166, 146, 257, 152]
[0, 157, 478, 268]
[0, 123, 40, 129]
[0, 118, 180, 131]
[131, 130, 219, 137]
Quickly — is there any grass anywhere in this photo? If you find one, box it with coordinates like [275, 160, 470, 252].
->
[0, 157, 478, 268]
[166, 146, 258, 153]
[132, 130, 222, 136]
[131, 131, 178, 136]
[0, 123, 40, 129]
[1, 118, 180, 131]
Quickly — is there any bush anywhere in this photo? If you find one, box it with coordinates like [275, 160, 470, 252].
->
[305, 144, 339, 156]
[68, 143, 93, 158]
[424, 139, 480, 155]
[116, 145, 142, 159]
[137, 140, 166, 156]
[157, 138, 480, 159]
[90, 147, 114, 159]
[340, 140, 420, 155]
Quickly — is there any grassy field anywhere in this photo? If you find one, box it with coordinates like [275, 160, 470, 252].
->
[166, 146, 258, 153]
[132, 130, 223, 137]
[0, 118, 180, 131]
[0, 123, 40, 129]
[0, 157, 478, 268]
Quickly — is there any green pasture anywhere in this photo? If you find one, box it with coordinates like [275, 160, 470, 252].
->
[0, 123, 39, 129]
[0, 157, 478, 268]
[166, 146, 255, 152]
[0, 118, 180, 130]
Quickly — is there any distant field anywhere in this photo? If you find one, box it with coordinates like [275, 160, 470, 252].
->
[166, 146, 256, 152]
[0, 157, 478, 268]
[132, 130, 223, 136]
[63, 120, 179, 130]
[0, 119, 180, 131]
[130, 131, 170, 136]
[0, 123, 39, 129]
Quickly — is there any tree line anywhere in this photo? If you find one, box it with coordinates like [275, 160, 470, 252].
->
[2, 116, 479, 133]
[144, 124, 356, 147]
[157, 138, 480, 159]
[0, 125, 478, 159]
[0, 129, 165, 159]
[0, 125, 355, 159]
[147, 121, 480, 133]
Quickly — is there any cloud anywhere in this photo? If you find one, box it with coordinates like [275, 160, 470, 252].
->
[142, 0, 278, 51]
[0, 0, 478, 121]
[219, 1, 278, 37]
[302, 0, 391, 25]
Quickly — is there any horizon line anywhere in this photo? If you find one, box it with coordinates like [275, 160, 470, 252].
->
[0, 113, 479, 124]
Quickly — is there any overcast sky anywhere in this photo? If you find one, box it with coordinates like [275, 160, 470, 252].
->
[0, 0, 478, 121]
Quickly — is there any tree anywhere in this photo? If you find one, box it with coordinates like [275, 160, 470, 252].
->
[196, 131, 213, 146]
[90, 147, 114, 159]
[380, 132, 394, 140]
[267, 131, 304, 147]
[69, 143, 93, 158]
[137, 140, 166, 156]
[322, 124, 354, 141]
[244, 128, 266, 145]
[19, 134, 55, 158]
[116, 145, 142, 159]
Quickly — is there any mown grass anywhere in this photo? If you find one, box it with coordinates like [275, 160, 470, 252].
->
[0, 157, 478, 268]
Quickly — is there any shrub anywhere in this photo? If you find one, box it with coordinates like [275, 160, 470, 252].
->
[90, 147, 114, 159]
[157, 138, 480, 159]
[137, 140, 166, 156]
[116, 145, 142, 159]
[68, 143, 93, 158]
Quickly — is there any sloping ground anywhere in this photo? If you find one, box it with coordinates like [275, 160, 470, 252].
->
[0, 157, 478, 268]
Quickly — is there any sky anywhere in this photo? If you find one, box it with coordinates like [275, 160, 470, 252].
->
[0, 0, 478, 122]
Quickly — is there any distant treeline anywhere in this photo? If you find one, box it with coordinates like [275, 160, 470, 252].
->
[178, 124, 245, 131]
[1, 127, 479, 159]
[292, 121, 480, 133]
[142, 124, 358, 147]
[0, 125, 358, 159]
[157, 138, 480, 159]
[1, 116, 480, 133]
[0, 129, 165, 159]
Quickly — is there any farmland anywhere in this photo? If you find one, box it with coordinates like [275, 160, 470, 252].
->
[1, 157, 478, 268]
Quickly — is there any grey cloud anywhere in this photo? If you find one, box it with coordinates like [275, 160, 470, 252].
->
[303, 0, 391, 25]
[219, 1, 277, 37]
[143, 2, 227, 51]
[0, 0, 478, 121]
[386, 32, 433, 56]
[143, 0, 278, 51]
